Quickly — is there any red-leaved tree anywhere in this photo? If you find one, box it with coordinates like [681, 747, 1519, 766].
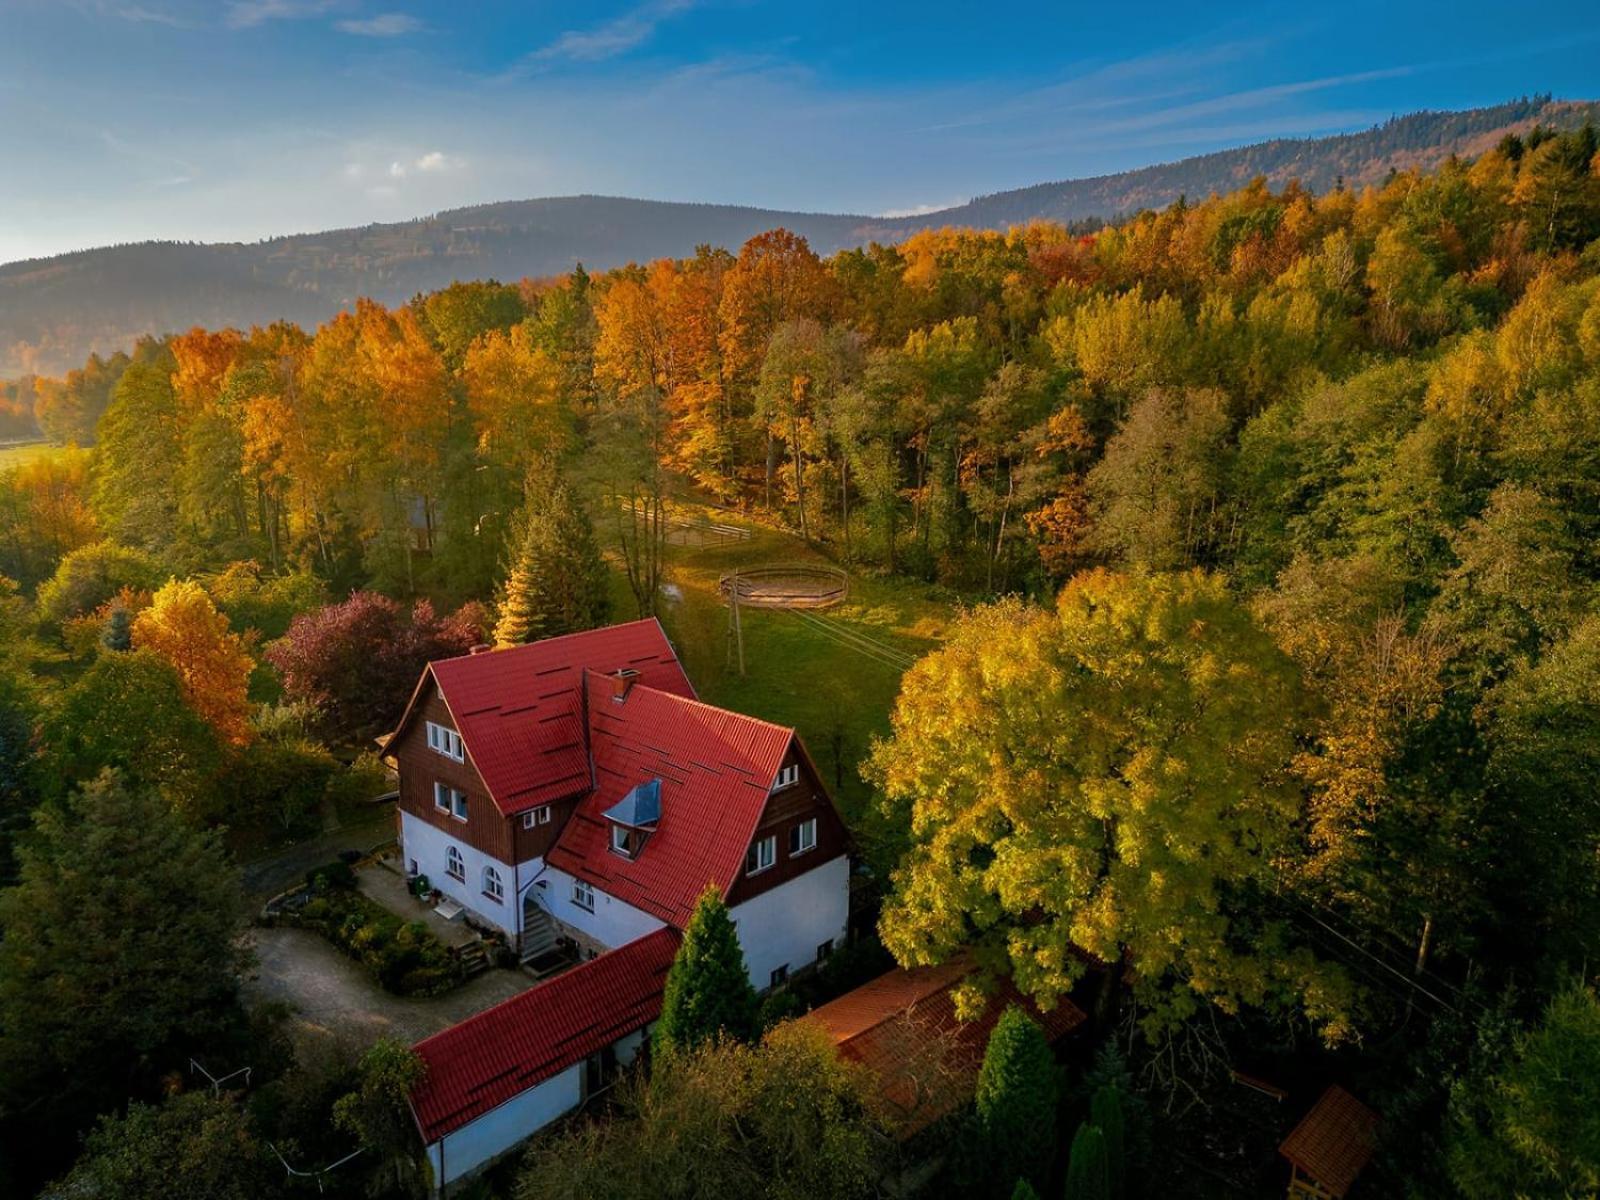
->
[266, 592, 487, 743]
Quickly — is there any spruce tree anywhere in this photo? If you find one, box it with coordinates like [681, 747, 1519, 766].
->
[1009, 1180, 1041, 1200]
[655, 886, 759, 1055]
[974, 1006, 1059, 1193]
[99, 604, 132, 652]
[1066, 1123, 1110, 1200]
[1090, 1086, 1126, 1200]
[494, 467, 611, 647]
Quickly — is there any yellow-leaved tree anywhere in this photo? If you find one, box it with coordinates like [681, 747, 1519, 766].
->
[870, 569, 1356, 1042]
[132, 580, 255, 746]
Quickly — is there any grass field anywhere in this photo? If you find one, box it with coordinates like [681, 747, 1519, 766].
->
[601, 504, 956, 821]
[0, 441, 63, 470]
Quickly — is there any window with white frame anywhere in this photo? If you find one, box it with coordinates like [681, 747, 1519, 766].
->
[572, 879, 595, 912]
[772, 763, 800, 791]
[522, 805, 552, 830]
[446, 845, 465, 881]
[789, 817, 817, 856]
[426, 721, 465, 762]
[434, 781, 468, 821]
[745, 834, 777, 875]
[482, 865, 503, 903]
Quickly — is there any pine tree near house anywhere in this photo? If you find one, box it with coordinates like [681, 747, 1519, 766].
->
[1010, 1180, 1041, 1200]
[1090, 1085, 1126, 1199]
[1066, 1123, 1110, 1200]
[974, 1006, 1059, 1194]
[493, 467, 611, 647]
[654, 886, 759, 1055]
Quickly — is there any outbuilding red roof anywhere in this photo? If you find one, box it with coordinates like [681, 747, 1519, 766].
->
[390, 619, 694, 816]
[543, 678, 795, 927]
[806, 957, 1087, 1137]
[1279, 1085, 1380, 1197]
[410, 927, 679, 1144]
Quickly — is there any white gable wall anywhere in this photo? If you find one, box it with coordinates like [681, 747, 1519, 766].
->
[729, 852, 850, 988]
[424, 1061, 582, 1191]
[399, 811, 518, 938]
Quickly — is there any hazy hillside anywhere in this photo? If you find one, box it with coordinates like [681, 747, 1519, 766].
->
[4, 96, 1595, 377]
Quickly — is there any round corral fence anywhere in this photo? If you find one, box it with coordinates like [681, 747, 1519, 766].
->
[718, 564, 848, 610]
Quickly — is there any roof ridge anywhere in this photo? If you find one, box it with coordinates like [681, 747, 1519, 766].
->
[432, 617, 668, 670]
[588, 673, 796, 737]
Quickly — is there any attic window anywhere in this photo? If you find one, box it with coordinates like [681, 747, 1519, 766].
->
[772, 763, 800, 791]
[610, 824, 647, 860]
[426, 721, 464, 763]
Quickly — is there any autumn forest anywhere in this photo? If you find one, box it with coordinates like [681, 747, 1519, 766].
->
[4, 120, 1600, 1197]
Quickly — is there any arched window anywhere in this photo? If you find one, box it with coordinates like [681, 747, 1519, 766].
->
[483, 865, 504, 904]
[446, 845, 464, 881]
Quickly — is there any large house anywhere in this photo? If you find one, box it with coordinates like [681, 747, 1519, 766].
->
[384, 620, 853, 1190]
[385, 618, 850, 990]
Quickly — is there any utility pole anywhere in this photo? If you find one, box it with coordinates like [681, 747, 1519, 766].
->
[726, 570, 745, 677]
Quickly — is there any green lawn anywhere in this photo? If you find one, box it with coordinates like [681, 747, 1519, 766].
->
[602, 505, 955, 820]
[0, 441, 62, 470]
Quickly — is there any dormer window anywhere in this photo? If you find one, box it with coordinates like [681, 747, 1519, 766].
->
[602, 778, 661, 861]
[426, 721, 464, 763]
[611, 824, 647, 859]
[773, 764, 800, 791]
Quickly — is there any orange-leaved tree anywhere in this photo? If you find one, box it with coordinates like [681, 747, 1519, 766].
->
[133, 579, 256, 746]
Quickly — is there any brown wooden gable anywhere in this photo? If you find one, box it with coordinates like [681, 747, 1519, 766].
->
[391, 677, 515, 863]
[726, 734, 850, 905]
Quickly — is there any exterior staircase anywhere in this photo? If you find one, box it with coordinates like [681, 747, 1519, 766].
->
[520, 905, 559, 964]
[456, 939, 491, 980]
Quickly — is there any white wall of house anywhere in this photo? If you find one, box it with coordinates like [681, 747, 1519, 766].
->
[534, 862, 666, 952]
[423, 1062, 582, 1191]
[399, 811, 517, 938]
[730, 853, 850, 989]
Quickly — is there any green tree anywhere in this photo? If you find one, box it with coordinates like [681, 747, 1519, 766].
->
[40, 1092, 278, 1200]
[1448, 983, 1600, 1198]
[40, 648, 222, 811]
[34, 539, 162, 626]
[0, 671, 38, 885]
[974, 1007, 1059, 1194]
[93, 353, 184, 550]
[0, 771, 247, 1152]
[517, 1022, 887, 1200]
[1010, 1181, 1041, 1200]
[655, 885, 759, 1055]
[100, 601, 133, 650]
[493, 467, 611, 646]
[1066, 1123, 1111, 1200]
[1090, 1086, 1127, 1200]
[872, 572, 1353, 1040]
[333, 1038, 430, 1198]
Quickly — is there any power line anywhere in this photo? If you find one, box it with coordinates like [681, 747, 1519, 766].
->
[791, 610, 918, 668]
[788, 610, 915, 670]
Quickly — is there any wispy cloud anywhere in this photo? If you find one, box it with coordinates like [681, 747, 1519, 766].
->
[225, 1, 332, 30]
[114, 4, 193, 27]
[530, 0, 695, 65]
[414, 150, 451, 171]
[336, 12, 422, 37]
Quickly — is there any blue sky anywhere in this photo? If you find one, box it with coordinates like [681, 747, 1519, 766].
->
[2, 0, 1597, 263]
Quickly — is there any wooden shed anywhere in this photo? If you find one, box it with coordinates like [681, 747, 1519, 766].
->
[1279, 1085, 1380, 1198]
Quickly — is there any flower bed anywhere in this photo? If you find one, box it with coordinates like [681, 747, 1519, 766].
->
[266, 865, 463, 997]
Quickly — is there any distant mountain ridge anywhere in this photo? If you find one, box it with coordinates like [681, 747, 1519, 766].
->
[4, 96, 1596, 377]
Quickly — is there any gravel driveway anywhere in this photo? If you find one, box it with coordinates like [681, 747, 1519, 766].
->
[244, 927, 537, 1046]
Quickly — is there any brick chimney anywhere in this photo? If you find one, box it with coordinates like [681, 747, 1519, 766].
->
[469, 643, 492, 655]
[611, 668, 640, 701]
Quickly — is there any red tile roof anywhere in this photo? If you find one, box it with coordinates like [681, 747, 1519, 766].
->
[393, 620, 694, 816]
[806, 957, 1087, 1137]
[410, 927, 679, 1144]
[543, 678, 794, 927]
[1279, 1086, 1380, 1197]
